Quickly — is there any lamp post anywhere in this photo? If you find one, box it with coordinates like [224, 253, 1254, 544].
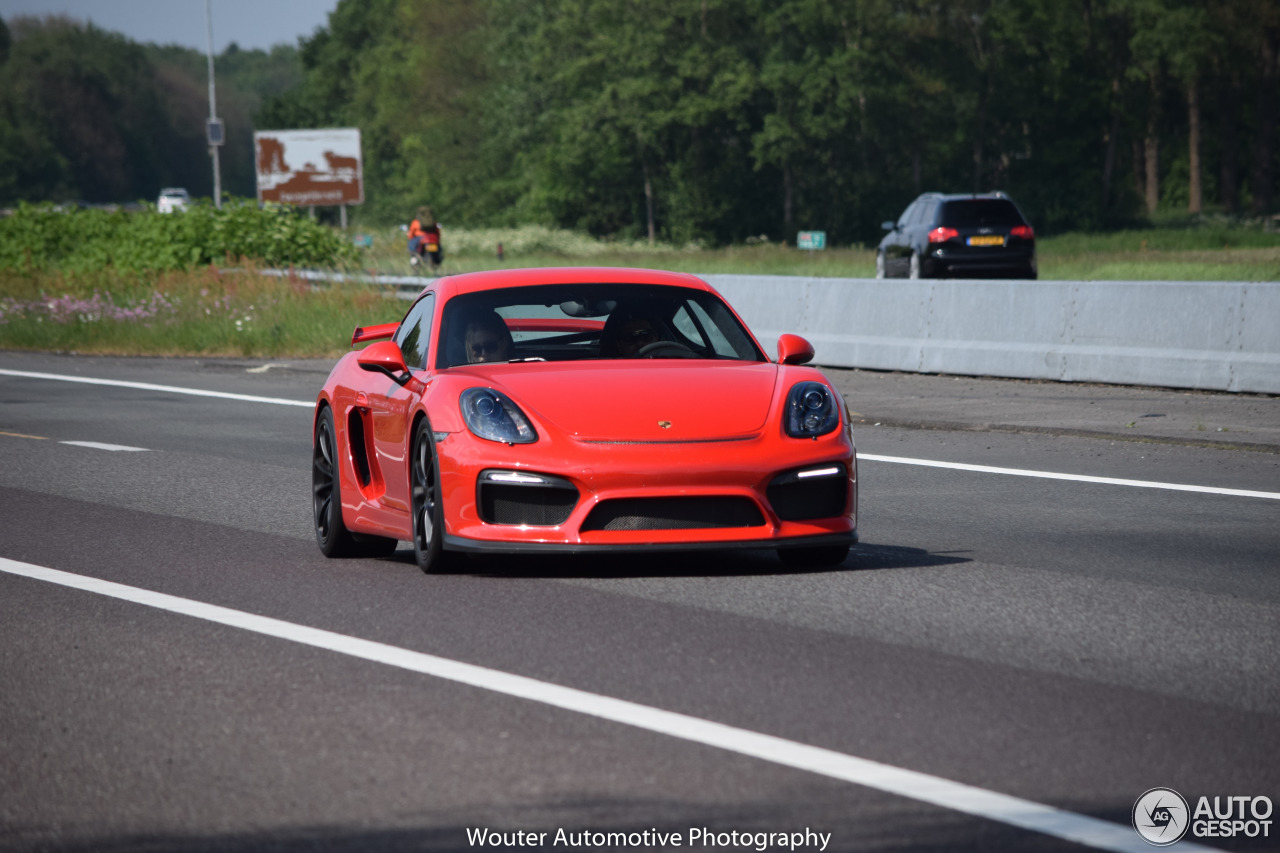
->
[205, 0, 223, 209]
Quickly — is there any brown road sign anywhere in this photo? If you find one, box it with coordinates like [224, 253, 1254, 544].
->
[255, 128, 363, 206]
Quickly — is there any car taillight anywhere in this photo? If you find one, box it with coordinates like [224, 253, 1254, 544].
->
[1010, 225, 1035, 240]
[927, 227, 959, 243]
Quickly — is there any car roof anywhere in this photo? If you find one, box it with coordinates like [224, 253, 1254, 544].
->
[159, 188, 189, 196]
[430, 267, 714, 300]
[914, 191, 1013, 202]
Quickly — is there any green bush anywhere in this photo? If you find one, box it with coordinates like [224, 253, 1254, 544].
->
[0, 201, 358, 272]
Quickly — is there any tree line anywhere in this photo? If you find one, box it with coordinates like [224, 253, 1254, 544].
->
[0, 14, 300, 207]
[4, 1, 1279, 246]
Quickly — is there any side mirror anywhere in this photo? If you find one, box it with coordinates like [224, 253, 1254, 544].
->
[881, 220, 896, 231]
[777, 334, 815, 366]
[357, 340, 411, 385]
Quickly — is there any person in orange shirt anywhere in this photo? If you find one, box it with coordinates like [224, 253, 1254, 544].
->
[407, 206, 443, 272]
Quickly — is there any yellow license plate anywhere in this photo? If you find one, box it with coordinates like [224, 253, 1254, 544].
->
[967, 235, 1005, 247]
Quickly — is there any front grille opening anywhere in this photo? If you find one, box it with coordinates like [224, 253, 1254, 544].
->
[479, 483, 577, 526]
[767, 467, 848, 521]
[582, 497, 765, 532]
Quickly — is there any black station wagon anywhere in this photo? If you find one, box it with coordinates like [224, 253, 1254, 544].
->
[876, 192, 1037, 280]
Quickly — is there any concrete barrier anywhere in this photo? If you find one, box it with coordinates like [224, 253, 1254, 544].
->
[266, 267, 1278, 394]
[703, 276, 1280, 395]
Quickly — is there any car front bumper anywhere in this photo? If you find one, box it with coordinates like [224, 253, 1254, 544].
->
[435, 428, 857, 551]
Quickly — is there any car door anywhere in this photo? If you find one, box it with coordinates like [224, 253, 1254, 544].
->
[368, 292, 435, 513]
[910, 199, 939, 262]
[886, 200, 919, 275]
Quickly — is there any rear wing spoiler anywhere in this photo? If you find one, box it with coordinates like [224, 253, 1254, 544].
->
[351, 322, 399, 346]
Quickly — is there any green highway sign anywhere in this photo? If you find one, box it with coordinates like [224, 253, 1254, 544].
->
[797, 230, 826, 250]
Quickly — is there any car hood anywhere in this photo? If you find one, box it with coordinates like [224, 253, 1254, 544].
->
[456, 360, 781, 441]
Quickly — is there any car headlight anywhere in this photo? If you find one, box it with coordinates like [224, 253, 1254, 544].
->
[460, 388, 537, 444]
[785, 381, 840, 438]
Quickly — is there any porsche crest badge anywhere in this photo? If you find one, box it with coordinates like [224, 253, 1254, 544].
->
[658, 420, 672, 429]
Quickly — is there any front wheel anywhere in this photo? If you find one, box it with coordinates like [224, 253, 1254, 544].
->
[410, 418, 452, 573]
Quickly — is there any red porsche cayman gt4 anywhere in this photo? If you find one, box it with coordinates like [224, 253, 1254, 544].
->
[312, 267, 857, 571]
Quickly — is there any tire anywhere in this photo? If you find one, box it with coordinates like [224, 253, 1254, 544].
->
[313, 407, 399, 559]
[908, 251, 922, 280]
[875, 251, 886, 279]
[410, 418, 452, 573]
[778, 545, 850, 568]
[313, 407, 356, 556]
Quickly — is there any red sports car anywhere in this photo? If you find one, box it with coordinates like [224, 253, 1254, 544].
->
[312, 267, 857, 571]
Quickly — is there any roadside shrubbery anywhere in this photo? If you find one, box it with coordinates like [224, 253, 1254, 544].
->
[0, 201, 358, 273]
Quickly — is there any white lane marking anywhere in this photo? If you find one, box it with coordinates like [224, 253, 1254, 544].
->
[0, 368, 313, 408]
[60, 441, 149, 452]
[861, 454, 1280, 501]
[3, 367, 1270, 501]
[0, 557, 1223, 853]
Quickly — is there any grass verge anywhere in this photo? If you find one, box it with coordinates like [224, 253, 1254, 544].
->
[0, 265, 399, 359]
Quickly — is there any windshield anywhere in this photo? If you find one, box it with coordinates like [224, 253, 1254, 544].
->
[437, 283, 765, 368]
[940, 200, 1024, 228]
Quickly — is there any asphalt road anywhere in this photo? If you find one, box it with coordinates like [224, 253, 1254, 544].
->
[1, 351, 1277, 853]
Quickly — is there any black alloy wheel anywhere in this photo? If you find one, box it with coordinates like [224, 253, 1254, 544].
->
[313, 407, 357, 556]
[313, 407, 397, 558]
[410, 418, 451, 573]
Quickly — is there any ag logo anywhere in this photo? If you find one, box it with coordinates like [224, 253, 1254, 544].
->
[1134, 788, 1190, 846]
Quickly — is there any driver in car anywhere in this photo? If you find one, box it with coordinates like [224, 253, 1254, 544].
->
[601, 304, 668, 357]
[464, 311, 515, 364]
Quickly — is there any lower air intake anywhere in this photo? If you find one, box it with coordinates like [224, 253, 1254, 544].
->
[582, 497, 765, 532]
[479, 484, 578, 526]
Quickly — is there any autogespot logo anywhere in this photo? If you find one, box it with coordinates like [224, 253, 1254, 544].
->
[1134, 788, 1191, 846]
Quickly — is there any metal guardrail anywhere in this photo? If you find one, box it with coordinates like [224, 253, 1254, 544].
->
[258, 268, 429, 300]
